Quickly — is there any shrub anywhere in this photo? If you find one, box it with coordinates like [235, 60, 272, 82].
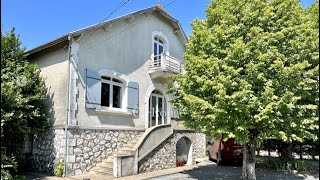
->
[259, 157, 313, 172]
[1, 152, 17, 180]
[53, 161, 64, 177]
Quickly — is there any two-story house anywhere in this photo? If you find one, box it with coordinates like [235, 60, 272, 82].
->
[26, 5, 206, 178]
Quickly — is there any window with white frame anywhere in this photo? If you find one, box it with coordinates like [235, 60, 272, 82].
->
[101, 76, 124, 109]
[85, 68, 139, 115]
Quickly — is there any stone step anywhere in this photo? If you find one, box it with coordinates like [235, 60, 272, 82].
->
[118, 149, 134, 154]
[87, 133, 143, 176]
[95, 163, 113, 168]
[90, 169, 113, 176]
[121, 145, 135, 149]
[90, 166, 113, 172]
[113, 152, 133, 157]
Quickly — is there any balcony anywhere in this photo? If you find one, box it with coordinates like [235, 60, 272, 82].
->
[149, 53, 183, 79]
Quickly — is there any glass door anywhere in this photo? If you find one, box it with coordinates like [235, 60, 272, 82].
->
[153, 37, 164, 67]
[148, 92, 166, 128]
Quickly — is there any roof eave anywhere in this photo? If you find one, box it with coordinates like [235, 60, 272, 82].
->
[25, 5, 189, 56]
[25, 34, 69, 56]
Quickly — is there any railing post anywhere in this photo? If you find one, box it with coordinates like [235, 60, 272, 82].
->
[161, 53, 165, 69]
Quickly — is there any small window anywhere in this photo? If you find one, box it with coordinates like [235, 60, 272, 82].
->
[101, 76, 124, 109]
[102, 76, 111, 80]
[113, 78, 122, 83]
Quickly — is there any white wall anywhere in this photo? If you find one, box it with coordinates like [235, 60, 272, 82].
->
[74, 11, 186, 128]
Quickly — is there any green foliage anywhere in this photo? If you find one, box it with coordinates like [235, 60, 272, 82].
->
[12, 175, 27, 180]
[258, 156, 312, 172]
[54, 161, 64, 177]
[1, 153, 17, 180]
[1, 28, 49, 137]
[1, 28, 49, 178]
[170, 0, 319, 144]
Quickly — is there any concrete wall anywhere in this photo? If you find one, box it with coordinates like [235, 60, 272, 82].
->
[73, 11, 186, 128]
[30, 47, 69, 126]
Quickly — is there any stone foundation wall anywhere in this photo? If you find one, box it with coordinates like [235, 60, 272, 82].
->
[32, 128, 64, 174]
[69, 129, 143, 175]
[138, 131, 206, 173]
[31, 127, 143, 176]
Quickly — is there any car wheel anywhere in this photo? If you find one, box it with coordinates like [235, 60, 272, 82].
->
[217, 152, 223, 165]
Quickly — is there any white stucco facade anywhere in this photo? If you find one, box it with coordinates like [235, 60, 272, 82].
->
[29, 7, 186, 130]
[27, 6, 206, 177]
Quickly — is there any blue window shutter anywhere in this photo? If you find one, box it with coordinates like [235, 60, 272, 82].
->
[85, 68, 101, 108]
[127, 81, 139, 114]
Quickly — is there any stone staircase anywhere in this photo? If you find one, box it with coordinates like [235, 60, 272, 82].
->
[88, 133, 142, 177]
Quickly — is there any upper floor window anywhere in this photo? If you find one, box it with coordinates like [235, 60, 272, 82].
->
[101, 76, 124, 108]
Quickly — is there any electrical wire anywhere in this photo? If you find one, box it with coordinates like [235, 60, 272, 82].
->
[163, 0, 177, 8]
[71, 0, 132, 56]
[72, 0, 179, 56]
[78, 15, 149, 55]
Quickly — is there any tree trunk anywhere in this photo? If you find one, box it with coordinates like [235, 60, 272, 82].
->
[241, 138, 257, 180]
[299, 144, 303, 160]
[278, 142, 293, 165]
[241, 144, 247, 178]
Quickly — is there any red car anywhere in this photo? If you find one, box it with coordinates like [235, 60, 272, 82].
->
[207, 134, 243, 165]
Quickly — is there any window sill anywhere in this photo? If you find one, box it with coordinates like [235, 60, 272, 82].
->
[95, 109, 132, 116]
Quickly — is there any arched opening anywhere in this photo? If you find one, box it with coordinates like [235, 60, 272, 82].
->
[176, 137, 192, 167]
[148, 89, 167, 127]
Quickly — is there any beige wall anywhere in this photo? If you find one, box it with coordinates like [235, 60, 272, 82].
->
[30, 47, 69, 126]
[74, 11, 186, 128]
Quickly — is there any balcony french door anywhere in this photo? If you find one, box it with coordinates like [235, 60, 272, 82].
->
[148, 93, 166, 128]
[153, 37, 164, 67]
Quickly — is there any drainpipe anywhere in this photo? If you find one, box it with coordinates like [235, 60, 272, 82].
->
[63, 34, 72, 177]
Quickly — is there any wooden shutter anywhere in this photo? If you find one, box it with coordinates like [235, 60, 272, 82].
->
[127, 81, 139, 114]
[85, 68, 101, 108]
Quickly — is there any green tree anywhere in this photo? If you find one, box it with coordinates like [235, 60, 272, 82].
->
[1, 28, 49, 179]
[170, 0, 319, 179]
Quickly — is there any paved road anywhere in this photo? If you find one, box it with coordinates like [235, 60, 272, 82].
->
[20, 160, 318, 180]
[149, 161, 319, 180]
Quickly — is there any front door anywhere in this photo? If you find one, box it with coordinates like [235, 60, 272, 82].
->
[148, 93, 166, 128]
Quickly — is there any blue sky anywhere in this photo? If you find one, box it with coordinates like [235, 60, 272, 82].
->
[1, 0, 316, 50]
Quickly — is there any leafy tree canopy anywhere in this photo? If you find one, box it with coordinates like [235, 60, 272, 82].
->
[170, 0, 319, 144]
[1, 28, 49, 141]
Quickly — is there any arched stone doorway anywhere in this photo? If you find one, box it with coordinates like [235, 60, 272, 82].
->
[176, 137, 192, 166]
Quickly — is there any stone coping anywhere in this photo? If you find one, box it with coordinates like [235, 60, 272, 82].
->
[53, 125, 145, 131]
[172, 128, 196, 133]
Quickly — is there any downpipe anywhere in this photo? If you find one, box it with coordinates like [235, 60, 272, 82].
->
[63, 34, 73, 177]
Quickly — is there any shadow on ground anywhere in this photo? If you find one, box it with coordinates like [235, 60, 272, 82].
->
[150, 160, 319, 180]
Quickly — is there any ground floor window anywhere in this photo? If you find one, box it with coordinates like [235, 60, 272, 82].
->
[101, 76, 123, 109]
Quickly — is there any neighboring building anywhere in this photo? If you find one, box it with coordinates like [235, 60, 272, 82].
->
[26, 5, 206, 177]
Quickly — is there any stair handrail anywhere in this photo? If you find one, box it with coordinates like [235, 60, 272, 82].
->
[132, 124, 173, 161]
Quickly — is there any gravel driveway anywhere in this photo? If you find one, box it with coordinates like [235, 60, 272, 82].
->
[150, 161, 319, 180]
